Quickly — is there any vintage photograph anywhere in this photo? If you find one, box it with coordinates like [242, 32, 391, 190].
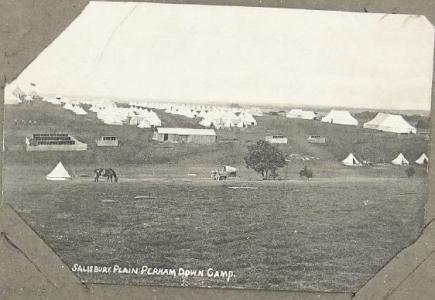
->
[2, 1, 433, 292]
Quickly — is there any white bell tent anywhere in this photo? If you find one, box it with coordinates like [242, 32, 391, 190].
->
[342, 153, 362, 166]
[46, 162, 72, 180]
[415, 153, 429, 165]
[391, 153, 409, 166]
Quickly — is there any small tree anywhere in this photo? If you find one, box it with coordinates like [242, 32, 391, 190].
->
[244, 140, 287, 180]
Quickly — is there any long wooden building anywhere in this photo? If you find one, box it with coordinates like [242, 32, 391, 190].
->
[152, 128, 217, 145]
[26, 133, 87, 151]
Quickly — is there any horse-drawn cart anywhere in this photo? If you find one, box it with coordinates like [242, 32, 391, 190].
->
[211, 165, 237, 181]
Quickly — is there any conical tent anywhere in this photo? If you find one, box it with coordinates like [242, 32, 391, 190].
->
[342, 153, 361, 166]
[242, 113, 257, 125]
[73, 106, 87, 115]
[236, 120, 245, 128]
[392, 153, 409, 166]
[46, 162, 72, 180]
[415, 153, 429, 165]
[137, 119, 151, 128]
[224, 119, 235, 127]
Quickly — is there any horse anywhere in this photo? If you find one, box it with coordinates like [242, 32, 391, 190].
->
[269, 169, 279, 180]
[405, 166, 416, 178]
[211, 170, 227, 181]
[94, 168, 118, 183]
[299, 166, 313, 180]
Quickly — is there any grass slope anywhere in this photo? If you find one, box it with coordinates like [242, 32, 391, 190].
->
[3, 101, 429, 171]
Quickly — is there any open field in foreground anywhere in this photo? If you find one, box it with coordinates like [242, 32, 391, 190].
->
[3, 165, 427, 292]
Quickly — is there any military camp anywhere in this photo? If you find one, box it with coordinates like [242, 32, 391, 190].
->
[2, 95, 430, 291]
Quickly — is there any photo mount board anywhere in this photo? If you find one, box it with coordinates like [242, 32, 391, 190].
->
[1, 0, 434, 294]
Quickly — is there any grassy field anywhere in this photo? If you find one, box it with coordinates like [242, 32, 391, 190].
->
[1, 101, 430, 292]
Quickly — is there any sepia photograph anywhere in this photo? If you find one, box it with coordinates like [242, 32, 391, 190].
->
[2, 1, 434, 293]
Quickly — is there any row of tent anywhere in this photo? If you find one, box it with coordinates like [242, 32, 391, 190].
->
[5, 85, 42, 104]
[8, 88, 256, 129]
[6, 85, 264, 121]
[4, 85, 418, 134]
[129, 107, 162, 128]
[47, 153, 429, 181]
[132, 102, 260, 129]
[198, 111, 258, 129]
[287, 108, 417, 134]
[130, 101, 264, 117]
[94, 105, 162, 127]
[342, 153, 429, 167]
[45, 94, 257, 129]
[46, 97, 163, 127]
[5, 85, 418, 134]
[63, 102, 87, 115]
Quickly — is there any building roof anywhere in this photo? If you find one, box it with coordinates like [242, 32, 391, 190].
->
[156, 128, 216, 136]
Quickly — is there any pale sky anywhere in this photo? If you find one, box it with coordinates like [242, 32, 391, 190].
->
[5, 1, 435, 110]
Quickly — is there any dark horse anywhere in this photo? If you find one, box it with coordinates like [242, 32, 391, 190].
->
[299, 166, 313, 180]
[94, 168, 118, 183]
[405, 166, 416, 178]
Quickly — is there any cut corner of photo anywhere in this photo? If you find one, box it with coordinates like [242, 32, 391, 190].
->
[1, 0, 434, 298]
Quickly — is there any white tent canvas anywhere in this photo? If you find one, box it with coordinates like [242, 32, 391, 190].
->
[199, 118, 213, 127]
[240, 113, 257, 126]
[322, 110, 358, 126]
[64, 103, 74, 110]
[342, 153, 361, 166]
[286, 109, 316, 120]
[44, 97, 62, 105]
[363, 113, 416, 134]
[137, 119, 151, 128]
[224, 119, 235, 127]
[236, 120, 245, 128]
[286, 109, 303, 118]
[46, 162, 72, 181]
[4, 96, 22, 105]
[300, 111, 316, 120]
[72, 106, 87, 115]
[415, 153, 429, 165]
[392, 153, 409, 166]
